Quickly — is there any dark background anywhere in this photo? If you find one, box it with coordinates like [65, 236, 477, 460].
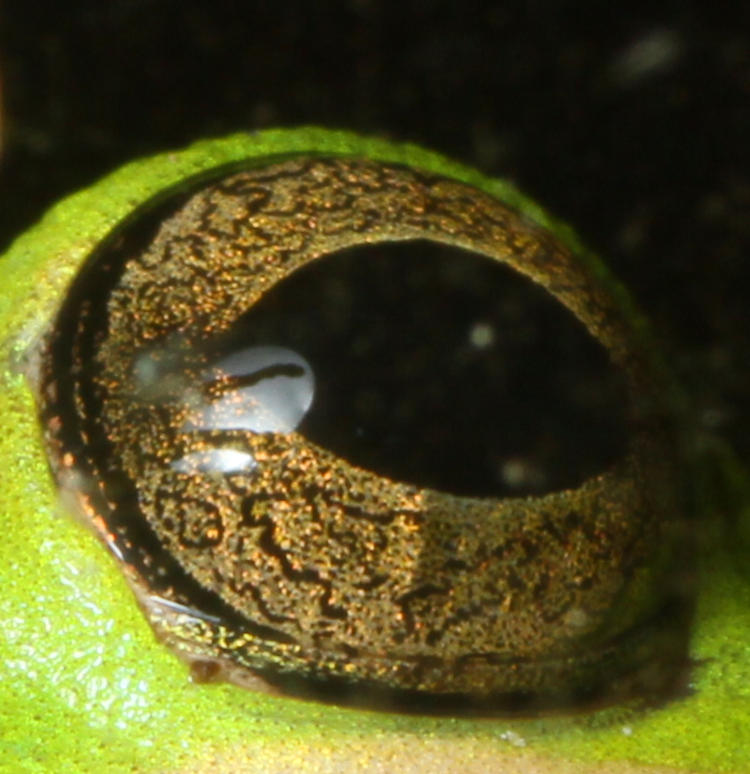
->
[1, 0, 748, 462]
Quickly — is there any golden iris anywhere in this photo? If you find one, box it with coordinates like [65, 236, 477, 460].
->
[30, 153, 690, 712]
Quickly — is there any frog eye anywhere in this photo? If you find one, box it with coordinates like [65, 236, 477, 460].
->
[31, 149, 689, 713]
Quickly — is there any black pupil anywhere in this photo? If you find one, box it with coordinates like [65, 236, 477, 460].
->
[224, 240, 629, 497]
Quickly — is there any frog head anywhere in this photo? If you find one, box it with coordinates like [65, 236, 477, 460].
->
[1, 128, 748, 773]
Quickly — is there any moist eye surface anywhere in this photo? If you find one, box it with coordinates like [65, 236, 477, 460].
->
[36, 155, 689, 712]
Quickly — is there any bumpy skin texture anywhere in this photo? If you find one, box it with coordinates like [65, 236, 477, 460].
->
[1, 129, 749, 774]
[38, 155, 683, 703]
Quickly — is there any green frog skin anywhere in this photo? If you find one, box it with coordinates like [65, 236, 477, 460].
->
[1, 128, 749, 773]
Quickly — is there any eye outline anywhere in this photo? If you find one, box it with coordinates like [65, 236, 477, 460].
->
[36, 152, 688, 712]
[0, 128, 745, 773]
